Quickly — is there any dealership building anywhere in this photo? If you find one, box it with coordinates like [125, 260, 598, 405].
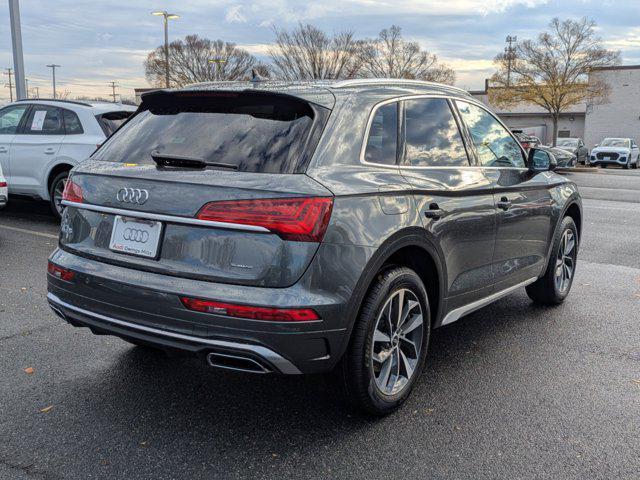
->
[470, 64, 640, 148]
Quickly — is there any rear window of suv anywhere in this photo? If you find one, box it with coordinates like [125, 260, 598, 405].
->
[97, 111, 133, 136]
[92, 92, 325, 174]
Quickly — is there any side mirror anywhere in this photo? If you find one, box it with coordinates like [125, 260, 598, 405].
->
[527, 148, 557, 172]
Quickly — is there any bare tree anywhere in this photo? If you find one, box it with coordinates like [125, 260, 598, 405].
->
[489, 18, 620, 145]
[268, 24, 361, 80]
[145, 35, 267, 87]
[356, 26, 456, 85]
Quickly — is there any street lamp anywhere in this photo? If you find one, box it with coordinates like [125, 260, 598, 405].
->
[152, 11, 179, 88]
[208, 58, 227, 81]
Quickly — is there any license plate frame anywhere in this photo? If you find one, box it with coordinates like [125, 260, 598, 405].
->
[108, 215, 163, 259]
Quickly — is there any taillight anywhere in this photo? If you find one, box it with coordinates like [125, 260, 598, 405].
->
[47, 261, 75, 281]
[197, 197, 333, 242]
[61, 178, 83, 203]
[0, 181, 6, 187]
[180, 297, 320, 322]
[522, 142, 530, 149]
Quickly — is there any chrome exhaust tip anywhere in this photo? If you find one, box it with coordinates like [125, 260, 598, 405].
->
[206, 352, 272, 374]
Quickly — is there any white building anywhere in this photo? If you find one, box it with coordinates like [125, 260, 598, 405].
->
[470, 64, 640, 148]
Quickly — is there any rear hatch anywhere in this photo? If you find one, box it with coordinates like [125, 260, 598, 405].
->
[59, 89, 334, 288]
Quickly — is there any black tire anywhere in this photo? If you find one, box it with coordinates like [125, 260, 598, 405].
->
[633, 160, 638, 170]
[337, 267, 431, 416]
[526, 216, 578, 305]
[623, 161, 630, 170]
[49, 171, 69, 219]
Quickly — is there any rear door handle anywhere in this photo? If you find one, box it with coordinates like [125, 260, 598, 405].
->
[0, 147, 7, 153]
[497, 197, 512, 211]
[424, 203, 445, 220]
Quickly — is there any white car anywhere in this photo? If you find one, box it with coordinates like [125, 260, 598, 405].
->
[589, 138, 639, 169]
[0, 99, 136, 217]
[0, 162, 7, 209]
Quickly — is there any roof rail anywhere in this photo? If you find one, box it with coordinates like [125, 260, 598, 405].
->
[331, 78, 469, 94]
[15, 98, 94, 107]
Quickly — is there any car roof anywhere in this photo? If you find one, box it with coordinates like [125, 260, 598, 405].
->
[156, 78, 473, 109]
[13, 99, 136, 113]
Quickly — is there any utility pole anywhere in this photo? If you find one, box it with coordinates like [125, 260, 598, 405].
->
[9, 0, 26, 100]
[34, 86, 39, 99]
[46, 64, 61, 99]
[108, 81, 119, 102]
[25, 77, 29, 98]
[4, 68, 14, 102]
[505, 35, 517, 87]
[208, 58, 227, 81]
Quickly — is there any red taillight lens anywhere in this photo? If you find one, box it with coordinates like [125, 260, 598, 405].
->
[0, 181, 6, 187]
[180, 297, 320, 322]
[47, 261, 75, 281]
[61, 178, 83, 203]
[196, 197, 333, 242]
[522, 142, 530, 149]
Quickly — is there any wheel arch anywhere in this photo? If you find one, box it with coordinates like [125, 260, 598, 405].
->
[45, 163, 74, 200]
[343, 228, 447, 343]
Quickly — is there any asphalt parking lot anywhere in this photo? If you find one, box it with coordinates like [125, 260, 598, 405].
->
[1, 168, 639, 480]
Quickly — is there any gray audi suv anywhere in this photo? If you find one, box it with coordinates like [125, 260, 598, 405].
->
[47, 79, 582, 415]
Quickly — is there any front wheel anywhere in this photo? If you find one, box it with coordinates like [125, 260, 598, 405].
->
[526, 216, 578, 305]
[49, 171, 69, 220]
[338, 267, 430, 415]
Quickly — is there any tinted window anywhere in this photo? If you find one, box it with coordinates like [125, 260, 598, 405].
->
[23, 106, 64, 135]
[365, 102, 398, 165]
[97, 111, 132, 136]
[93, 94, 319, 174]
[62, 109, 84, 134]
[0, 105, 29, 134]
[403, 98, 468, 167]
[456, 101, 525, 168]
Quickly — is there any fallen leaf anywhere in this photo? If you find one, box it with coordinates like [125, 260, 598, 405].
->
[632, 379, 640, 385]
[40, 406, 53, 413]
[24, 367, 35, 375]
[425, 408, 434, 414]
[139, 441, 148, 447]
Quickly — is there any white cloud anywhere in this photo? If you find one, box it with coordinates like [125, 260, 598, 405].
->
[225, 5, 247, 23]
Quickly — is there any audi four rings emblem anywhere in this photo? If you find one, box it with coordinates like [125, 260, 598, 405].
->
[116, 188, 149, 205]
[122, 228, 150, 243]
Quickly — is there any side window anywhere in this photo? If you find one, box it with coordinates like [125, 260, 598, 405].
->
[0, 105, 29, 134]
[364, 102, 398, 165]
[455, 101, 526, 168]
[62, 109, 84, 134]
[403, 98, 469, 167]
[23, 106, 64, 135]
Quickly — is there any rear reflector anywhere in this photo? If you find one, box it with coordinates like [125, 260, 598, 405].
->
[47, 262, 75, 281]
[180, 297, 320, 322]
[61, 178, 83, 204]
[196, 197, 333, 242]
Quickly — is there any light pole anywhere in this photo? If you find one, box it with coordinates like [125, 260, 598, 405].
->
[208, 58, 227, 81]
[8, 0, 26, 100]
[46, 64, 61, 99]
[152, 11, 179, 88]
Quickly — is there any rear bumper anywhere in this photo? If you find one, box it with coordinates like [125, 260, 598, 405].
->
[47, 248, 351, 375]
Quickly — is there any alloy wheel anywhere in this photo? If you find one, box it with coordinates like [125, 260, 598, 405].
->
[53, 178, 67, 216]
[370, 288, 424, 396]
[555, 229, 576, 293]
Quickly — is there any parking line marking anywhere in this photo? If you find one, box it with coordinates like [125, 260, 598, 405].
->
[0, 224, 58, 239]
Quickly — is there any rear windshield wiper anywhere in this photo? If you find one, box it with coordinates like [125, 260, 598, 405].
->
[151, 150, 238, 170]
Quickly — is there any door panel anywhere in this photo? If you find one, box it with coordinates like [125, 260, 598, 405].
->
[484, 168, 554, 288]
[398, 97, 497, 307]
[9, 105, 65, 195]
[0, 104, 30, 184]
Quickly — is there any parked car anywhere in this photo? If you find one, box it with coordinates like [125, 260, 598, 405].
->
[0, 162, 7, 209]
[589, 138, 639, 169]
[538, 145, 576, 168]
[47, 80, 582, 415]
[556, 138, 589, 165]
[0, 99, 136, 217]
[512, 131, 541, 150]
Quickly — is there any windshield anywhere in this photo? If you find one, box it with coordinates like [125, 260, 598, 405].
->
[92, 92, 321, 174]
[600, 138, 630, 148]
[557, 139, 578, 147]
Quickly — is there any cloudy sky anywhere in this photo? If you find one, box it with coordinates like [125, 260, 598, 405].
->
[1, 0, 639, 101]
